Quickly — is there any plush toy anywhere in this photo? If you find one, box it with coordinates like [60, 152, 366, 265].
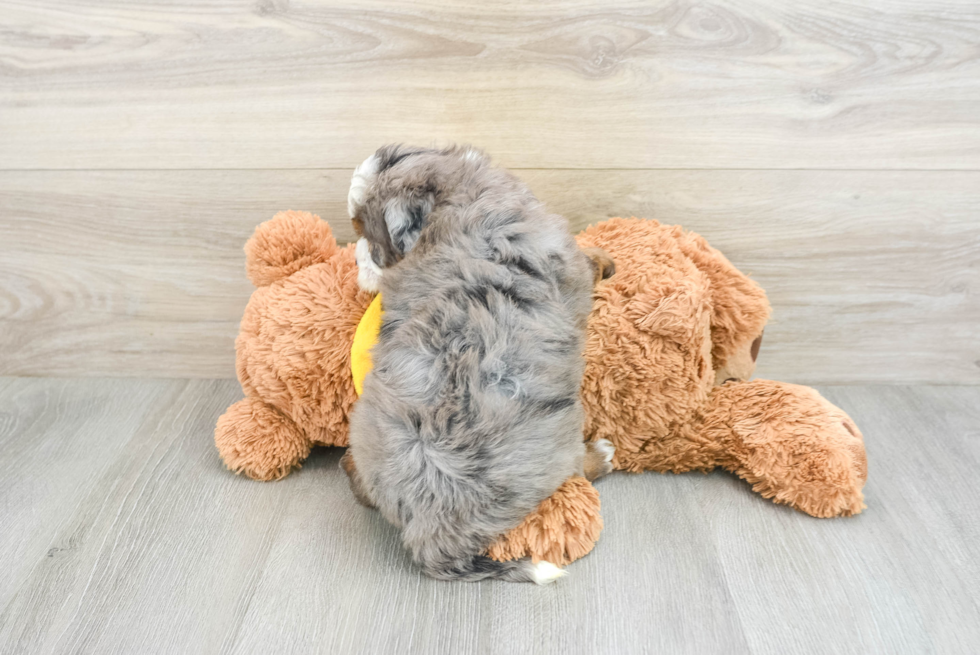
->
[215, 211, 867, 566]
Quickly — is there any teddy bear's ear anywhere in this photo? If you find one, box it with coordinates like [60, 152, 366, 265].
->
[244, 211, 340, 287]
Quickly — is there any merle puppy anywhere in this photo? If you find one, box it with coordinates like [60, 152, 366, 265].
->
[342, 144, 615, 584]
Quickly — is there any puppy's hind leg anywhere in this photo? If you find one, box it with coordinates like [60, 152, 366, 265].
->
[583, 439, 615, 481]
[340, 450, 376, 508]
[411, 534, 566, 584]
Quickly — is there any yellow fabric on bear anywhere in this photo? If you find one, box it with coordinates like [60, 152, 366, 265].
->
[351, 294, 383, 396]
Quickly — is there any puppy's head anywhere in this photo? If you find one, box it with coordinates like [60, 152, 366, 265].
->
[349, 144, 489, 291]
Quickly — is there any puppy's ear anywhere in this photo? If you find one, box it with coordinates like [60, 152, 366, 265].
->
[376, 144, 431, 171]
[378, 144, 438, 258]
[354, 143, 438, 264]
[385, 194, 434, 256]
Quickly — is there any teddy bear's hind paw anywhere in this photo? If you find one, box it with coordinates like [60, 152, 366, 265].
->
[215, 398, 312, 481]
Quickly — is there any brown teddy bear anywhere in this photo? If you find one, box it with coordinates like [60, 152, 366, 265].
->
[215, 211, 867, 566]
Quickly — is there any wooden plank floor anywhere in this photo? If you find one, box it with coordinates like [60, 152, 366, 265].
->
[1, 377, 977, 654]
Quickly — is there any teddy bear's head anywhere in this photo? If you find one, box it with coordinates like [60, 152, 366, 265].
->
[575, 218, 770, 472]
[236, 211, 370, 447]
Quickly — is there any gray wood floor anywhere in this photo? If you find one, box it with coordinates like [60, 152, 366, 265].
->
[1, 378, 977, 655]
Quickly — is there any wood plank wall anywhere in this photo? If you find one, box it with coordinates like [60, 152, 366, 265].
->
[1, 0, 978, 382]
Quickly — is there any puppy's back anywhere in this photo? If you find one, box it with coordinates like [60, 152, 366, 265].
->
[350, 153, 594, 583]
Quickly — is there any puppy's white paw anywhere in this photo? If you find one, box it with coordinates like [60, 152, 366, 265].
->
[531, 561, 567, 585]
[594, 438, 615, 463]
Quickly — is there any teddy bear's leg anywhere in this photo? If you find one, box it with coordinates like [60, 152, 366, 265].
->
[485, 477, 603, 566]
[215, 397, 313, 481]
[699, 380, 867, 517]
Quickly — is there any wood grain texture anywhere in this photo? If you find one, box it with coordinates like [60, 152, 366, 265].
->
[1, 378, 978, 654]
[1, 0, 979, 170]
[0, 378, 291, 654]
[0, 378, 176, 618]
[1, 169, 977, 382]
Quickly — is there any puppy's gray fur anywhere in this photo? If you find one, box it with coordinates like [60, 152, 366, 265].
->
[345, 144, 598, 583]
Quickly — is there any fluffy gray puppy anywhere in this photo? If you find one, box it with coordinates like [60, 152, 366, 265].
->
[342, 144, 614, 584]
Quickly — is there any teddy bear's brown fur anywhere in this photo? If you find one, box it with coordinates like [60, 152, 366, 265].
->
[216, 211, 867, 566]
[576, 219, 866, 519]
